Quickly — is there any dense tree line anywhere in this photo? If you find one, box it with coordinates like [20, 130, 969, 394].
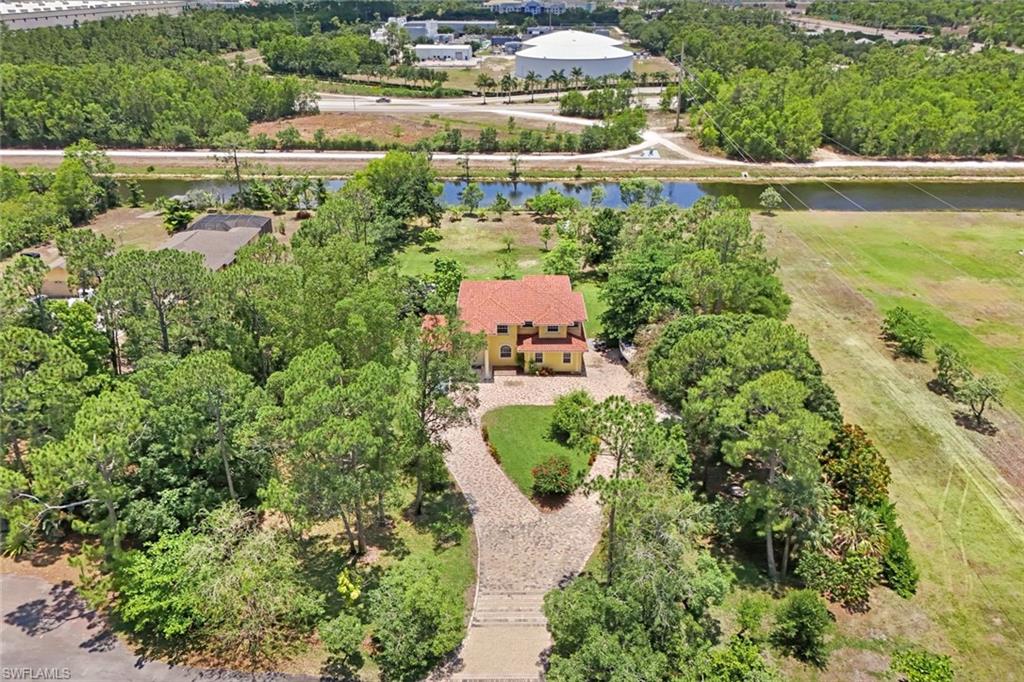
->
[260, 31, 388, 78]
[532, 195, 921, 678]
[0, 150, 480, 679]
[0, 11, 295, 65]
[1, 60, 314, 148]
[0, 142, 123, 258]
[808, 0, 1024, 46]
[696, 45, 1024, 160]
[639, 2, 1024, 159]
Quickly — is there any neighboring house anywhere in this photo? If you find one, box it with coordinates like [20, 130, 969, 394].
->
[161, 214, 272, 270]
[457, 275, 588, 378]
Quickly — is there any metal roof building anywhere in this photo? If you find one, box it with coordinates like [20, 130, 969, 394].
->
[514, 29, 633, 79]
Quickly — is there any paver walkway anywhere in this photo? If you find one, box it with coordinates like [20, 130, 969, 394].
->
[438, 350, 651, 680]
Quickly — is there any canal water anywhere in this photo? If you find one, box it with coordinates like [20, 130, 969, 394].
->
[136, 179, 1024, 212]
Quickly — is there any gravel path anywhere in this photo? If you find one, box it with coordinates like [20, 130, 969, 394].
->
[439, 350, 651, 680]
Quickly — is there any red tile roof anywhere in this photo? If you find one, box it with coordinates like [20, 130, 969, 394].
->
[457, 275, 587, 335]
[517, 333, 588, 353]
[421, 314, 447, 331]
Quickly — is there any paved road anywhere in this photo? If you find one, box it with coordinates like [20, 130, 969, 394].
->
[0, 574, 312, 682]
[6, 91, 1023, 170]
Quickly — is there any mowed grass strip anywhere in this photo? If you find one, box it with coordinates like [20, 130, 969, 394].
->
[769, 210, 1024, 416]
[761, 212, 1024, 680]
[481, 405, 590, 498]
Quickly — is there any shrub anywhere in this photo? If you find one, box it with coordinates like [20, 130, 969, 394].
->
[881, 306, 931, 358]
[532, 454, 579, 496]
[370, 555, 464, 681]
[880, 503, 919, 598]
[797, 549, 880, 611]
[821, 424, 891, 508]
[551, 390, 594, 446]
[934, 343, 970, 395]
[736, 593, 772, 642]
[890, 648, 954, 682]
[318, 613, 364, 663]
[771, 590, 832, 668]
[696, 637, 782, 681]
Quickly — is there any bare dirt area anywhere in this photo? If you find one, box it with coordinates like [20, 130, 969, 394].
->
[757, 212, 1024, 679]
[250, 111, 581, 146]
[88, 207, 306, 248]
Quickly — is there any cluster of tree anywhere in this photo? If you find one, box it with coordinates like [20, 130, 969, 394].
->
[543, 392, 845, 678]
[260, 31, 387, 78]
[475, 69, 666, 105]
[881, 307, 1007, 427]
[808, 0, 1024, 46]
[599, 197, 790, 341]
[0, 11, 296, 65]
[1, 60, 315, 148]
[559, 86, 635, 119]
[577, 196, 918, 614]
[0, 142, 126, 258]
[0, 150, 479, 679]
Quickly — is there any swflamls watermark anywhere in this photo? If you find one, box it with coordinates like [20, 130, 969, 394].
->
[1, 668, 72, 680]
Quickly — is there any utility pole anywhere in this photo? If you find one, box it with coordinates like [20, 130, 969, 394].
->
[674, 40, 685, 132]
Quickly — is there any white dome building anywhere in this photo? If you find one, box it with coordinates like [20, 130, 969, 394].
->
[514, 30, 633, 80]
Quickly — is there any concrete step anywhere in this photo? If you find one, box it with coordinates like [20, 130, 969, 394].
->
[471, 616, 548, 627]
[451, 676, 541, 682]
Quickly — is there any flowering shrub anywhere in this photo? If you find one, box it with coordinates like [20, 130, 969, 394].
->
[531, 455, 579, 496]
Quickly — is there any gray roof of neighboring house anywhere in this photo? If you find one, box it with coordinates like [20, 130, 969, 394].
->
[161, 226, 262, 270]
[189, 214, 272, 234]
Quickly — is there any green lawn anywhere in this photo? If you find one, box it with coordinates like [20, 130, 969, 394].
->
[398, 215, 606, 334]
[577, 279, 607, 340]
[769, 211, 1024, 417]
[761, 211, 1024, 680]
[481, 405, 591, 498]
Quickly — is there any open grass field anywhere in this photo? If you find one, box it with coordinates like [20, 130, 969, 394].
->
[758, 210, 1024, 680]
[481, 405, 590, 498]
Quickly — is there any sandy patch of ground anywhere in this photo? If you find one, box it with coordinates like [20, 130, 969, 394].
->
[250, 111, 581, 145]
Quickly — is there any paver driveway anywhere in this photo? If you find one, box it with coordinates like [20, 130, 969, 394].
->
[439, 350, 653, 680]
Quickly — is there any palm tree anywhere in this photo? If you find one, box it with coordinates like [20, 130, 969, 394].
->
[475, 73, 495, 104]
[500, 73, 516, 104]
[570, 66, 584, 89]
[524, 70, 540, 103]
[549, 69, 567, 99]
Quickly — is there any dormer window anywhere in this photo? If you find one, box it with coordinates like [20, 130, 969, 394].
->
[496, 324, 509, 334]
[546, 325, 559, 333]
[523, 321, 534, 328]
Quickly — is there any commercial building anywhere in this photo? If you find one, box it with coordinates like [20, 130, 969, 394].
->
[486, 0, 596, 16]
[413, 43, 473, 63]
[0, 0, 186, 29]
[372, 17, 497, 42]
[161, 214, 272, 270]
[514, 29, 633, 79]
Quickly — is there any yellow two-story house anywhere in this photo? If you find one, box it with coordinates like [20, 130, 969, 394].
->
[457, 274, 588, 378]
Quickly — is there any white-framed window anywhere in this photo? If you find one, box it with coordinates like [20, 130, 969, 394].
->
[496, 324, 509, 334]
[562, 352, 572, 364]
[546, 325, 560, 333]
[500, 345, 512, 358]
[534, 352, 543, 363]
